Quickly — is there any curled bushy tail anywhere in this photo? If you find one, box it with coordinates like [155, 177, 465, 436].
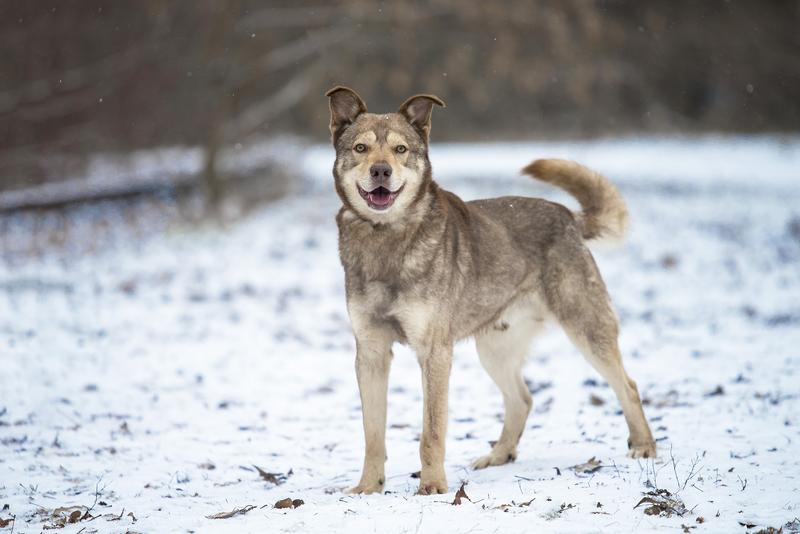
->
[522, 158, 629, 241]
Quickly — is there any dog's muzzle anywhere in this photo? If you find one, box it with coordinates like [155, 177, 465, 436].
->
[357, 183, 404, 210]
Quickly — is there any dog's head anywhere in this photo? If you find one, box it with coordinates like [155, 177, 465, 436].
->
[326, 86, 445, 224]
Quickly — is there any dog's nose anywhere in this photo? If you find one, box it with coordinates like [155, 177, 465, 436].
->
[369, 163, 392, 180]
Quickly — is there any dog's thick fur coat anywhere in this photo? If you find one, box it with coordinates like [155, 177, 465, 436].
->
[327, 86, 656, 495]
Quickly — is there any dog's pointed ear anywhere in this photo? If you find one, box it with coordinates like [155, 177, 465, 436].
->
[398, 94, 446, 141]
[326, 86, 367, 144]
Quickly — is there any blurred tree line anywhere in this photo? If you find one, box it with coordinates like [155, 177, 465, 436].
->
[1, 0, 798, 195]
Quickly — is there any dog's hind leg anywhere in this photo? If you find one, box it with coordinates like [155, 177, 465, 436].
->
[546, 248, 656, 458]
[472, 312, 543, 469]
[566, 325, 656, 458]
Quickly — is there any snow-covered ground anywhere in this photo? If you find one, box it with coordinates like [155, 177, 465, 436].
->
[1, 137, 799, 533]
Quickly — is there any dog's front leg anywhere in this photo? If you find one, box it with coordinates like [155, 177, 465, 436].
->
[417, 344, 453, 495]
[347, 326, 393, 495]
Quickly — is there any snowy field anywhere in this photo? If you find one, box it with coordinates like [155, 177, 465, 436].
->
[1, 137, 799, 533]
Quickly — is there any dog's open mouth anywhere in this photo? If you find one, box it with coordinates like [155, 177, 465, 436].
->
[357, 184, 403, 210]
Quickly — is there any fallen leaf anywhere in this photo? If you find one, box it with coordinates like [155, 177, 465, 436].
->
[660, 254, 679, 269]
[252, 465, 287, 485]
[206, 505, 256, 519]
[0, 516, 13, 528]
[41, 506, 93, 530]
[274, 498, 295, 509]
[452, 482, 470, 505]
[493, 497, 535, 511]
[634, 489, 688, 518]
[589, 393, 605, 406]
[106, 508, 126, 521]
[572, 457, 603, 474]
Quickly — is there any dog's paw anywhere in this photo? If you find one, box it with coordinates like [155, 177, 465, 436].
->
[627, 439, 657, 459]
[417, 478, 448, 495]
[345, 481, 384, 495]
[471, 447, 517, 470]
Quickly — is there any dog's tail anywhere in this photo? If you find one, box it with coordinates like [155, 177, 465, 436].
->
[522, 158, 629, 242]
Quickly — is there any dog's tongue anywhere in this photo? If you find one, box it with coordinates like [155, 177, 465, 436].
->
[369, 187, 393, 206]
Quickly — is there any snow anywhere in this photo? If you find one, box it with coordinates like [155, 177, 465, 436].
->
[1, 136, 799, 533]
[0, 136, 304, 210]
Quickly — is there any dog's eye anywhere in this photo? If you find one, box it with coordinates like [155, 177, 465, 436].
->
[395, 145, 407, 154]
[354, 143, 367, 153]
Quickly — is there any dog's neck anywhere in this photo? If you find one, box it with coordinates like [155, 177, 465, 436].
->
[336, 180, 451, 281]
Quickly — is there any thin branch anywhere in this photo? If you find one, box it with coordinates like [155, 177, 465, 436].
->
[222, 60, 324, 140]
[235, 6, 341, 30]
[0, 43, 151, 114]
[258, 27, 354, 72]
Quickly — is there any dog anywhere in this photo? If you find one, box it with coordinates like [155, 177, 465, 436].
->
[326, 86, 656, 495]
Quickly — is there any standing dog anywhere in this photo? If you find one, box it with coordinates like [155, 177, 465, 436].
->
[326, 86, 656, 495]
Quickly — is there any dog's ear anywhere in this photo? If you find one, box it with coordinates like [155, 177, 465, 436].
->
[398, 94, 446, 141]
[326, 86, 367, 144]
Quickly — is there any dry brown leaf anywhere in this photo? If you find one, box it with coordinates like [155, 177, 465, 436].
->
[572, 456, 603, 474]
[494, 498, 534, 512]
[42, 505, 92, 529]
[589, 393, 605, 406]
[451, 482, 470, 505]
[206, 505, 256, 519]
[273, 498, 305, 510]
[274, 498, 293, 509]
[0, 516, 14, 528]
[106, 508, 127, 522]
[253, 465, 287, 485]
[634, 489, 688, 518]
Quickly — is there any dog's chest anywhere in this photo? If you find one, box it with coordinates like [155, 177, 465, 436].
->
[357, 279, 400, 317]
[347, 277, 437, 344]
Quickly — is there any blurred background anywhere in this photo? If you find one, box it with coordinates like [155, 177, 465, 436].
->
[1, 0, 798, 224]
